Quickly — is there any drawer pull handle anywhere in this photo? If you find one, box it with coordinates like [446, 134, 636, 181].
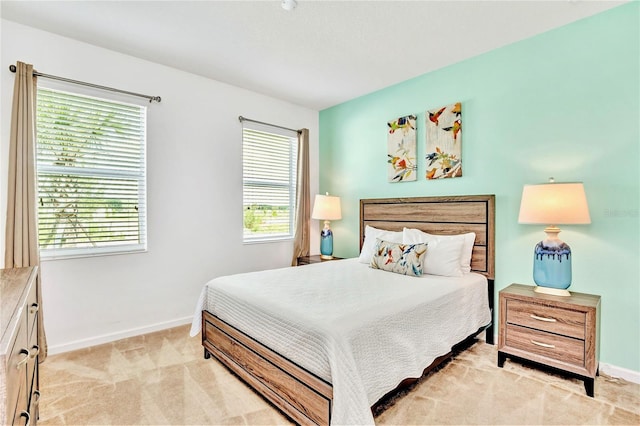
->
[16, 349, 30, 369]
[30, 303, 39, 314]
[30, 345, 40, 358]
[530, 339, 555, 349]
[20, 410, 31, 426]
[530, 314, 556, 323]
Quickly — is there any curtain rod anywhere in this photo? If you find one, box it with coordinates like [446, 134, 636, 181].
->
[238, 115, 301, 134]
[9, 64, 161, 103]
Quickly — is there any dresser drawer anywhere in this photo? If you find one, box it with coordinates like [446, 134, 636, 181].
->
[11, 382, 29, 426]
[6, 311, 29, 424]
[0, 267, 40, 426]
[506, 299, 586, 339]
[505, 324, 585, 366]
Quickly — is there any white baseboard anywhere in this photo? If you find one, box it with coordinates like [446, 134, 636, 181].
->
[600, 362, 640, 384]
[47, 316, 193, 355]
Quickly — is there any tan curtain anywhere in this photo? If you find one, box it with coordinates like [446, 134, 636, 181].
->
[5, 61, 48, 361]
[291, 128, 310, 265]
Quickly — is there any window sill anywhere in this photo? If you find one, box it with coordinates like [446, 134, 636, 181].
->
[40, 246, 147, 261]
[242, 237, 294, 245]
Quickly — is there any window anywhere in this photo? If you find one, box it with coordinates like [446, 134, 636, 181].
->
[242, 122, 298, 243]
[36, 87, 147, 258]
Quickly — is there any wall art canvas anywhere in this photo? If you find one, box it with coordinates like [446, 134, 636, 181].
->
[387, 114, 417, 182]
[425, 102, 462, 179]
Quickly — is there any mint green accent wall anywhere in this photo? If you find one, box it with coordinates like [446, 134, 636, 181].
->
[320, 3, 639, 372]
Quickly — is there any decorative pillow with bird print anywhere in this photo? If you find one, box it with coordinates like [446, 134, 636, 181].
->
[370, 238, 428, 277]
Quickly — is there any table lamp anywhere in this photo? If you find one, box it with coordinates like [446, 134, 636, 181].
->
[518, 179, 591, 296]
[311, 193, 342, 259]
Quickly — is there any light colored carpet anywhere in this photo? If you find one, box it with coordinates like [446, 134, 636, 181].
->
[38, 325, 639, 425]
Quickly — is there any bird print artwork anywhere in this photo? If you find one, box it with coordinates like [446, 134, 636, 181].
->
[442, 119, 461, 142]
[387, 115, 415, 134]
[387, 114, 417, 182]
[428, 107, 447, 126]
[425, 103, 463, 179]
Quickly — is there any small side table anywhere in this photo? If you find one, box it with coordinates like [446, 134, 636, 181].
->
[498, 283, 600, 396]
[297, 255, 343, 266]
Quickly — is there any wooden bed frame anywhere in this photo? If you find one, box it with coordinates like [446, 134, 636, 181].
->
[201, 195, 495, 425]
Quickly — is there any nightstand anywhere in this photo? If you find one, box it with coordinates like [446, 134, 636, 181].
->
[296, 255, 343, 266]
[498, 283, 600, 397]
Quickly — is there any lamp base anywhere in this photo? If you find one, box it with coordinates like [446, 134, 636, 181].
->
[532, 226, 572, 291]
[534, 285, 571, 297]
[320, 220, 334, 259]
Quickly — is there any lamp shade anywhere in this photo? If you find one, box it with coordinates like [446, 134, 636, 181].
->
[518, 182, 591, 225]
[312, 194, 342, 221]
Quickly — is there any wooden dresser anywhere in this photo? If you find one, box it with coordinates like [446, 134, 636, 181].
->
[498, 283, 600, 396]
[0, 267, 41, 425]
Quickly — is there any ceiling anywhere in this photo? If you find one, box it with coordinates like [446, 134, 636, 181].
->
[1, 0, 627, 110]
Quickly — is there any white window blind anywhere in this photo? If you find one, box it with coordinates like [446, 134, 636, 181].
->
[36, 87, 147, 258]
[242, 122, 297, 242]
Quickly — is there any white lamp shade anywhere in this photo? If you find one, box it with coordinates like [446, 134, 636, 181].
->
[312, 194, 342, 221]
[518, 182, 591, 225]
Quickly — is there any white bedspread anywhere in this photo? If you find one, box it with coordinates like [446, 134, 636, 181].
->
[190, 258, 490, 425]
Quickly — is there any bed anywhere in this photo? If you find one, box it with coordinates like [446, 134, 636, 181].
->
[190, 195, 495, 425]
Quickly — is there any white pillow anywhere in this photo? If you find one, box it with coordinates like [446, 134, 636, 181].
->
[358, 225, 403, 264]
[403, 228, 463, 277]
[459, 232, 476, 273]
[403, 228, 476, 276]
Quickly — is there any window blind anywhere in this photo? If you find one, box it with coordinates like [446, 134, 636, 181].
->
[36, 87, 147, 258]
[242, 123, 297, 242]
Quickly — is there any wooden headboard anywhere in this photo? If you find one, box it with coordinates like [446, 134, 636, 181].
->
[360, 195, 495, 280]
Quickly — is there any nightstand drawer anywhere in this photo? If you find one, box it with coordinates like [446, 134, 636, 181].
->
[505, 324, 585, 366]
[506, 299, 585, 339]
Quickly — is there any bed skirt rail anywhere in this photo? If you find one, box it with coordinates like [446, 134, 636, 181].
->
[202, 311, 332, 425]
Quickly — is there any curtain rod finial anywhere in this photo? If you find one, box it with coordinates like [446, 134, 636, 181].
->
[9, 64, 16, 73]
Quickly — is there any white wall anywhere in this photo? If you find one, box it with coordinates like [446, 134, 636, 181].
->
[1, 20, 320, 353]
